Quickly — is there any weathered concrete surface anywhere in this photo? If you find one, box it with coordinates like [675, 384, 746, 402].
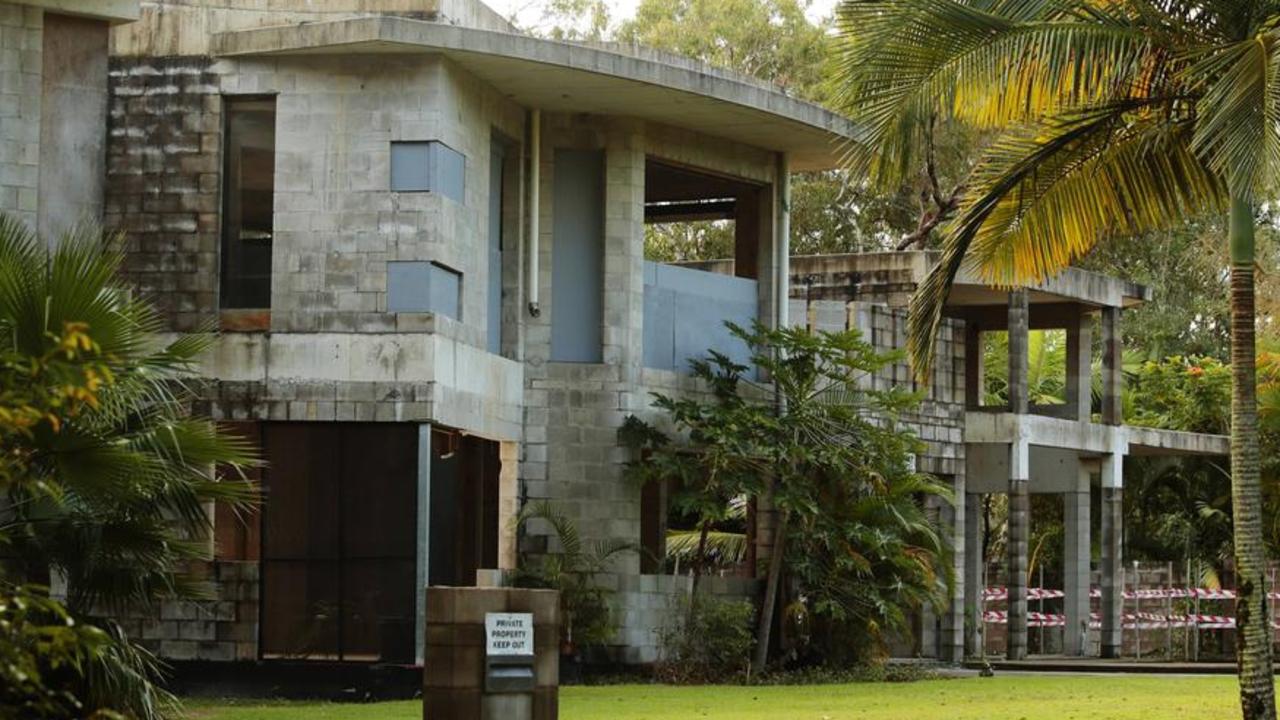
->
[965, 412, 1229, 459]
[0, 2, 43, 230]
[13, 0, 137, 23]
[789, 252, 1151, 309]
[204, 16, 855, 171]
[37, 12, 109, 241]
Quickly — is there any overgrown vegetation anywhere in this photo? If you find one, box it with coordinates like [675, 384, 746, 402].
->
[625, 323, 951, 674]
[0, 216, 257, 719]
[513, 501, 634, 656]
[655, 596, 756, 684]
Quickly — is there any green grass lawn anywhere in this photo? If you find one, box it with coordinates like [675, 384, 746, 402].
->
[186, 675, 1269, 719]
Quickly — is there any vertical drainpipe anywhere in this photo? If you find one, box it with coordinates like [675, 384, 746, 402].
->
[527, 109, 542, 317]
[775, 152, 791, 329]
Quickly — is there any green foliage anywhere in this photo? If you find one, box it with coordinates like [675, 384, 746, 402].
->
[655, 596, 756, 684]
[627, 322, 952, 666]
[0, 214, 258, 719]
[513, 501, 635, 652]
[1127, 356, 1232, 434]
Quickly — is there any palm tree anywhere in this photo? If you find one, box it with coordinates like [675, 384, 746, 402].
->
[837, 2, 1279, 716]
[0, 215, 257, 718]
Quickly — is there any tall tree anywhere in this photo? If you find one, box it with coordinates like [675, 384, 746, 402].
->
[837, 2, 1279, 716]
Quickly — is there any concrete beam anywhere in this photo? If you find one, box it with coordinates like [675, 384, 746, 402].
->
[964, 412, 1228, 457]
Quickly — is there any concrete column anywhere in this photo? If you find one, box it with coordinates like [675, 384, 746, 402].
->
[964, 492, 984, 657]
[1006, 438, 1030, 660]
[1007, 290, 1030, 414]
[939, 475, 966, 662]
[774, 152, 790, 330]
[1063, 463, 1092, 656]
[964, 321, 983, 409]
[1100, 452, 1124, 658]
[1065, 312, 1092, 421]
[1101, 307, 1122, 425]
[416, 422, 433, 665]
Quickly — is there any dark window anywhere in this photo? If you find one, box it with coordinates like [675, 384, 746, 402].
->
[428, 431, 500, 587]
[220, 96, 276, 309]
[259, 423, 418, 663]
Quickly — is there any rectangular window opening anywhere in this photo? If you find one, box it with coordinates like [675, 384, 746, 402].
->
[220, 96, 276, 310]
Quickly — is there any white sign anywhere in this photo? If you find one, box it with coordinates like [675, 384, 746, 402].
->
[485, 612, 534, 656]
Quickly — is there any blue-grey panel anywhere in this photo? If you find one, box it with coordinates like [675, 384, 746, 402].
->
[390, 140, 465, 204]
[642, 260, 757, 373]
[550, 149, 604, 363]
[387, 261, 432, 312]
[643, 286, 675, 370]
[429, 263, 461, 320]
[432, 142, 466, 205]
[487, 141, 504, 355]
[387, 260, 461, 319]
[390, 142, 431, 192]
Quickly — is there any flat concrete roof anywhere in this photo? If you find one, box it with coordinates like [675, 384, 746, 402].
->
[210, 16, 857, 171]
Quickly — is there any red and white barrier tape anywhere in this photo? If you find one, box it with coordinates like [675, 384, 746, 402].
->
[982, 586, 1263, 602]
[981, 610, 1276, 630]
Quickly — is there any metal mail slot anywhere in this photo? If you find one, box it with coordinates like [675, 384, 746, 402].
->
[485, 656, 536, 693]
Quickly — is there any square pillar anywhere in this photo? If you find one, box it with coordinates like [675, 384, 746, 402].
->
[1065, 312, 1092, 421]
[1006, 438, 1030, 660]
[1007, 290, 1030, 414]
[1063, 462, 1092, 656]
[939, 475, 966, 662]
[1100, 453, 1124, 658]
[964, 492, 984, 657]
[1101, 307, 1122, 425]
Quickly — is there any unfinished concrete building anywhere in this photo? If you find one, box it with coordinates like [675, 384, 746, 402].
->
[100, 0, 851, 666]
[786, 253, 1229, 660]
[6, 0, 1227, 671]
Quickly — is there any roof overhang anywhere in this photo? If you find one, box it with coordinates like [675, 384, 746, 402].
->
[211, 16, 857, 171]
[16, 0, 139, 23]
[965, 412, 1229, 457]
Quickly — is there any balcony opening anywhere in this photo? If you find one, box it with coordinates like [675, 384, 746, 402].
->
[642, 160, 764, 373]
[981, 329, 1068, 409]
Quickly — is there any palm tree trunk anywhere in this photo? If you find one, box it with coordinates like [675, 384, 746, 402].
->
[751, 509, 788, 676]
[1228, 194, 1276, 720]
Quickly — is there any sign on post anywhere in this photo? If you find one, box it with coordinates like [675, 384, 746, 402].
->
[486, 612, 534, 656]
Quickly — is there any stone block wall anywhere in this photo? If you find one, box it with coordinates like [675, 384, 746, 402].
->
[113, 561, 259, 662]
[105, 55, 221, 331]
[0, 2, 42, 229]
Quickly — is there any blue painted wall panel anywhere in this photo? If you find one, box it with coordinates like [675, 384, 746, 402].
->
[550, 149, 604, 363]
[642, 261, 757, 372]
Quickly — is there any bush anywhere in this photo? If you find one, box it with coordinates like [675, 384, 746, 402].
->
[655, 596, 756, 684]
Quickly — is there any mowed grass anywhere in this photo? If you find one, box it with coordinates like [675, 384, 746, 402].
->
[186, 674, 1268, 720]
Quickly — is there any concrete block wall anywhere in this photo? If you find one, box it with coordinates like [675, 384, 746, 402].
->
[106, 56, 221, 331]
[107, 52, 524, 343]
[113, 561, 259, 662]
[0, 2, 42, 229]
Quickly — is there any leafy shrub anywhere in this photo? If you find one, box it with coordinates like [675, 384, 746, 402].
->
[655, 595, 756, 684]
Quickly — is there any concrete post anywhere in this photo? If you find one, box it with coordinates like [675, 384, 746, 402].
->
[939, 475, 966, 662]
[1066, 312, 1092, 422]
[1100, 460, 1124, 658]
[1101, 307, 1122, 425]
[1007, 439, 1030, 660]
[1007, 290, 1030, 414]
[1063, 463, 1092, 656]
[964, 492, 984, 657]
